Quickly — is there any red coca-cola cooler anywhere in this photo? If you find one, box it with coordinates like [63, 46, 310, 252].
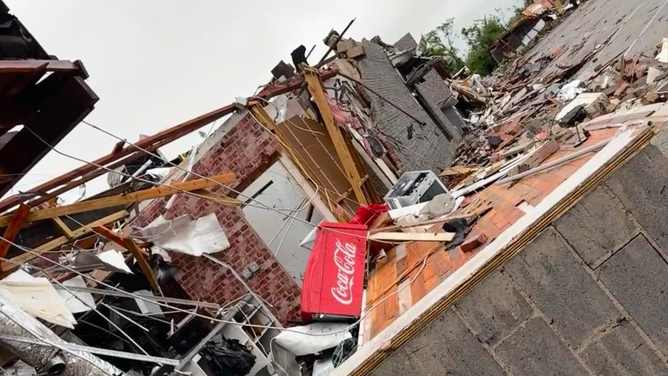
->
[301, 222, 368, 322]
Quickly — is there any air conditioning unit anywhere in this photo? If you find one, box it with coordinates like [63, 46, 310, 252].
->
[383, 170, 449, 210]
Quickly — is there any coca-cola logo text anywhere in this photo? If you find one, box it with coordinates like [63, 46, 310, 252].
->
[331, 239, 357, 305]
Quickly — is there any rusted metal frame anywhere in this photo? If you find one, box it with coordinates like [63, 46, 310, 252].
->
[0, 204, 30, 265]
[0, 69, 338, 213]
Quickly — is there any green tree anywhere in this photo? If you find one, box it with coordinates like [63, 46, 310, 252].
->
[461, 16, 507, 75]
[423, 18, 466, 75]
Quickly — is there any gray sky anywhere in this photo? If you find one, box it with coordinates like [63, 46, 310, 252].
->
[6, 0, 519, 200]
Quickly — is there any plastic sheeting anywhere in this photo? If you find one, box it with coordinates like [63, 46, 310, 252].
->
[0, 295, 125, 376]
[271, 323, 351, 357]
[135, 213, 229, 256]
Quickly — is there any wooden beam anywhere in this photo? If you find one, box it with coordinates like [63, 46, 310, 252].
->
[0, 69, 339, 213]
[0, 204, 30, 262]
[52, 216, 76, 239]
[92, 225, 129, 250]
[368, 232, 455, 242]
[192, 190, 241, 206]
[0, 173, 236, 227]
[1, 210, 128, 273]
[303, 68, 368, 205]
[125, 238, 162, 296]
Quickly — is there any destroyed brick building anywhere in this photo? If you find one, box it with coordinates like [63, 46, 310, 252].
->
[1, 0, 668, 375]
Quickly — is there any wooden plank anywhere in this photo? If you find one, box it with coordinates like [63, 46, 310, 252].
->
[192, 190, 241, 206]
[0, 69, 339, 213]
[369, 232, 454, 242]
[125, 238, 162, 296]
[304, 68, 368, 205]
[0, 204, 30, 261]
[52, 216, 76, 239]
[0, 173, 236, 227]
[1, 210, 128, 273]
[92, 225, 128, 250]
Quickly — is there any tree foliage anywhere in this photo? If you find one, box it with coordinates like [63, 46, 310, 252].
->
[423, 18, 466, 75]
[423, 0, 531, 76]
[461, 16, 507, 75]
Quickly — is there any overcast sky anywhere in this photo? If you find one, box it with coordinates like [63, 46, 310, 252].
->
[5, 0, 520, 200]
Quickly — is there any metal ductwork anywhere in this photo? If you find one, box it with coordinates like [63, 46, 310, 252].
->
[0, 295, 125, 376]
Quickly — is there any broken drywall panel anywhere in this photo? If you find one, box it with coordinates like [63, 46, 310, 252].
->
[0, 269, 77, 328]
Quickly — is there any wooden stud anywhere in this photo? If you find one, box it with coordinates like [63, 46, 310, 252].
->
[0, 173, 236, 227]
[52, 216, 76, 239]
[304, 68, 368, 205]
[0, 204, 31, 263]
[1, 210, 128, 273]
[125, 238, 162, 296]
[369, 232, 455, 242]
[192, 190, 241, 206]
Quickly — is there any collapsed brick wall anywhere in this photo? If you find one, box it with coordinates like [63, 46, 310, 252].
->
[370, 131, 668, 375]
[134, 112, 302, 324]
[359, 41, 456, 172]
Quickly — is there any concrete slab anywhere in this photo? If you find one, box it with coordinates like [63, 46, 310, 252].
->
[554, 185, 640, 268]
[455, 270, 533, 346]
[604, 145, 668, 252]
[368, 347, 421, 376]
[505, 227, 620, 348]
[396, 309, 506, 376]
[495, 317, 589, 376]
[598, 235, 668, 356]
[581, 321, 668, 376]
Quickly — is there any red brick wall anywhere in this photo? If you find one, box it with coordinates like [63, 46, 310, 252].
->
[134, 112, 302, 324]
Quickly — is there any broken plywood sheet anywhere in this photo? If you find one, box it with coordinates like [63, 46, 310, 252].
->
[275, 116, 359, 216]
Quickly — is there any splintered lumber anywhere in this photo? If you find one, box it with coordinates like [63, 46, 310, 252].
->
[0, 204, 30, 262]
[369, 232, 455, 242]
[125, 238, 162, 296]
[304, 68, 368, 205]
[1, 210, 128, 273]
[0, 173, 236, 227]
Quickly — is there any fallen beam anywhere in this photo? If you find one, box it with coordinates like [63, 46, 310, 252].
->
[125, 238, 162, 296]
[1, 210, 128, 273]
[368, 232, 455, 242]
[0, 69, 338, 212]
[0, 173, 236, 227]
[0, 204, 30, 264]
[304, 68, 368, 205]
